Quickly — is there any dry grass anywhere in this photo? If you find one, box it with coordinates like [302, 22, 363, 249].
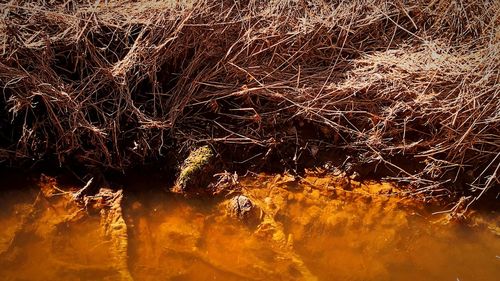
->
[0, 0, 499, 204]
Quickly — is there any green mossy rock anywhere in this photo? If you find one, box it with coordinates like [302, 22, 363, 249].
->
[173, 146, 215, 194]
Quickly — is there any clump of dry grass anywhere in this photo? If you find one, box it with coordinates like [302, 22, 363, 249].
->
[0, 0, 498, 204]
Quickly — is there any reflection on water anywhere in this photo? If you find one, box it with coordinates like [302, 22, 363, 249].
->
[0, 173, 498, 281]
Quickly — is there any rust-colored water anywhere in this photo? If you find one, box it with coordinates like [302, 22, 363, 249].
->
[0, 173, 498, 281]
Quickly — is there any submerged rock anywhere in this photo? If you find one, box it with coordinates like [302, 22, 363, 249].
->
[226, 195, 264, 227]
[228, 195, 254, 220]
[172, 146, 215, 194]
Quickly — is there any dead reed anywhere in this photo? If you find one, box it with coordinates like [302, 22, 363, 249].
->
[0, 0, 498, 204]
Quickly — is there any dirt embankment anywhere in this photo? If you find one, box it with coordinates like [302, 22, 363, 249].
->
[0, 1, 499, 201]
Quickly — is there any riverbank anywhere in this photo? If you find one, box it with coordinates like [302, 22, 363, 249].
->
[1, 1, 499, 204]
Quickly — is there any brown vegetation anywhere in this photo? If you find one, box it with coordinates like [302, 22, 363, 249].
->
[0, 0, 499, 203]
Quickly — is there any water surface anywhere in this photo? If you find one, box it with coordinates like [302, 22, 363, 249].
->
[0, 173, 498, 280]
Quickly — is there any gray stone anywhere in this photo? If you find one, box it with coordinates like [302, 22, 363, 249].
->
[228, 195, 254, 220]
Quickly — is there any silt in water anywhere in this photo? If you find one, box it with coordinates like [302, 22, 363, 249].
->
[0, 173, 498, 280]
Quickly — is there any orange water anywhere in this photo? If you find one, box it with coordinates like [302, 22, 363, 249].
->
[0, 174, 498, 281]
